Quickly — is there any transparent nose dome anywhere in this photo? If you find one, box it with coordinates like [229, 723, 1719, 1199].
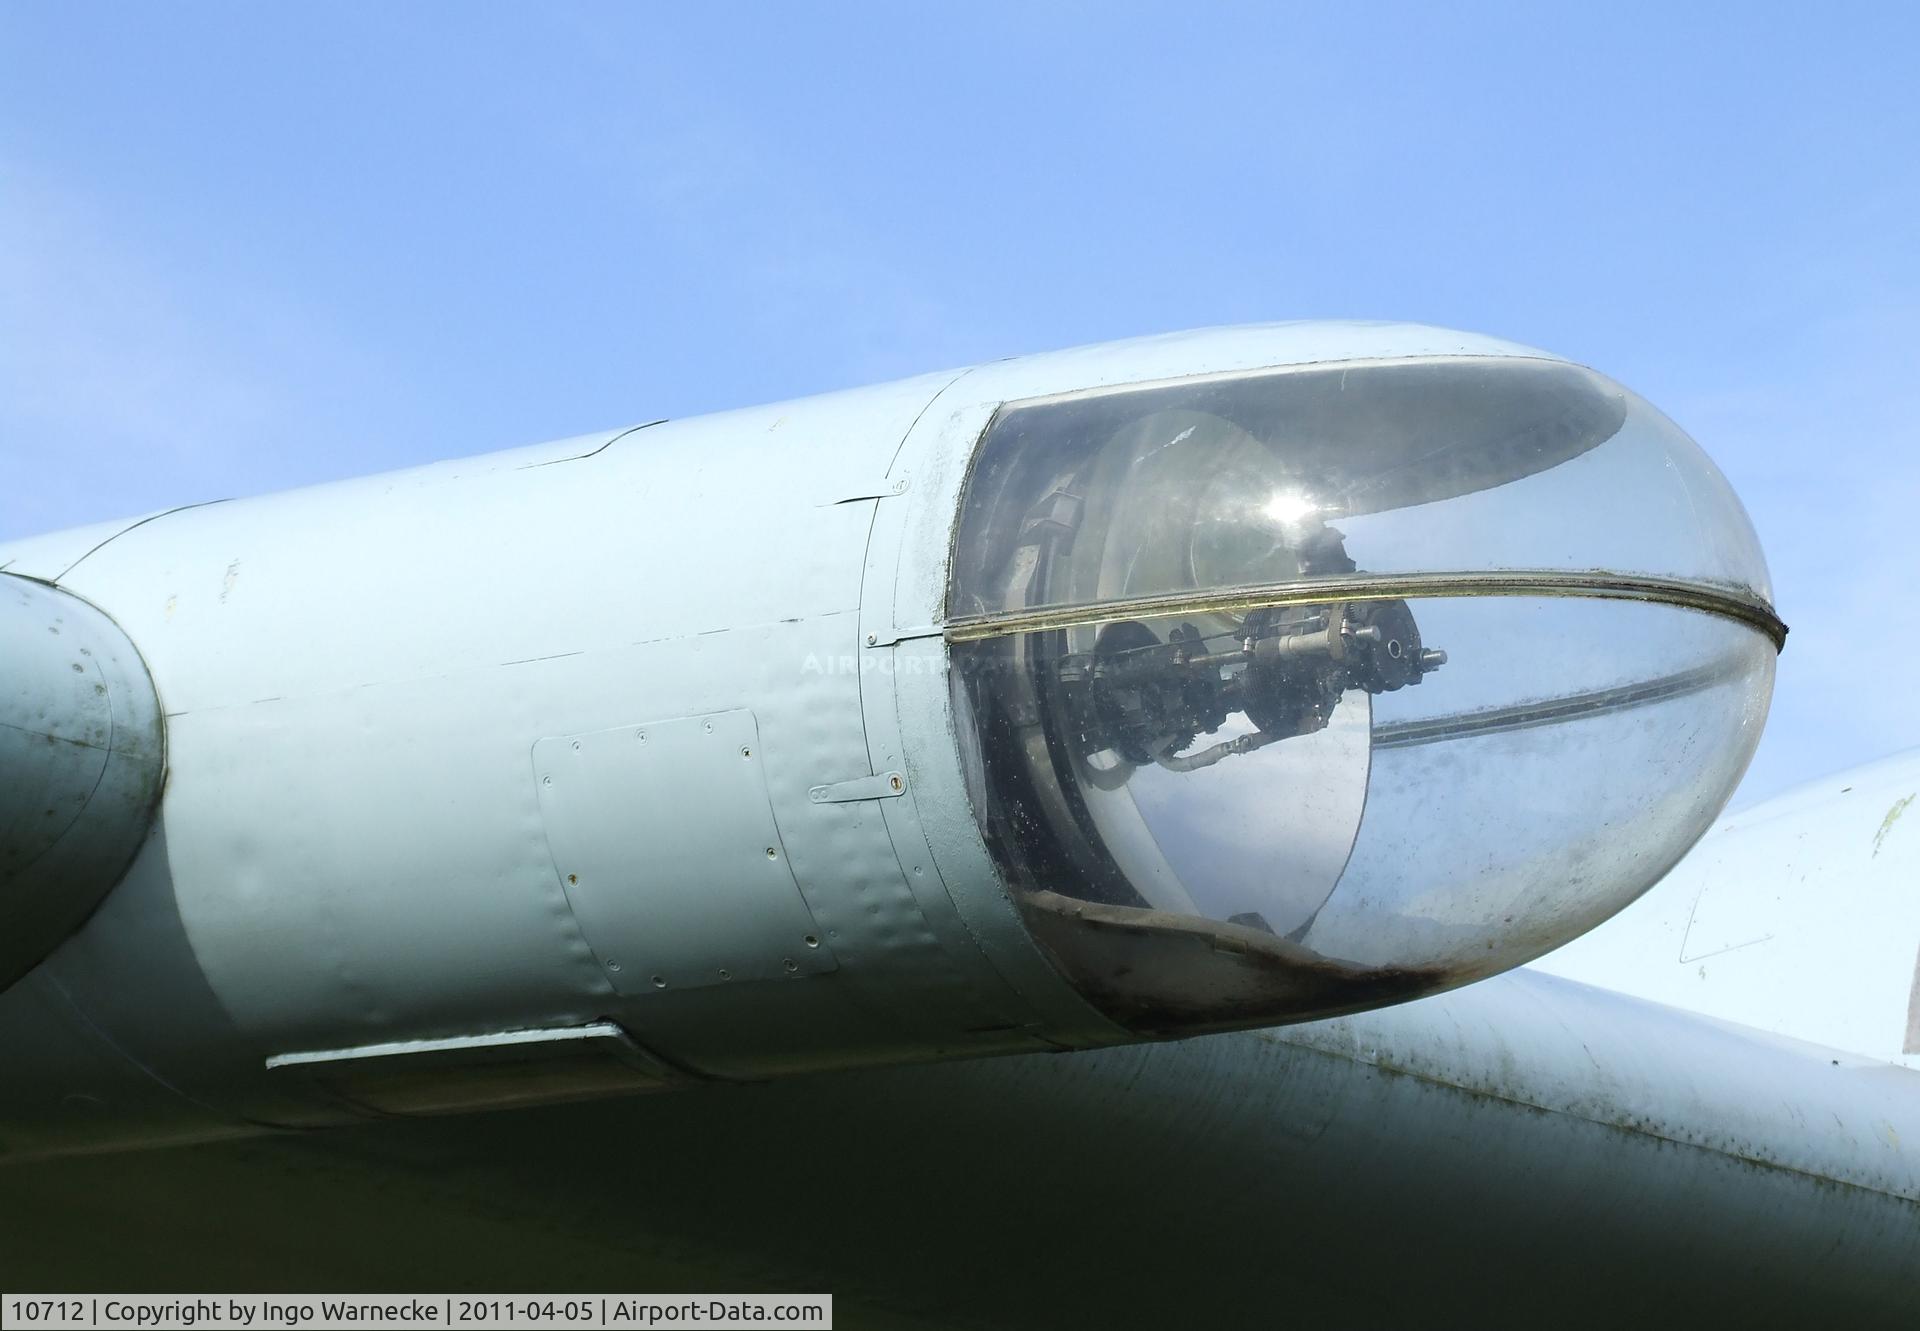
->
[947, 354, 1780, 1035]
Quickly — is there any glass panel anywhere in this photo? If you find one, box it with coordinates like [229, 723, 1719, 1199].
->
[950, 356, 1771, 623]
[954, 592, 1772, 1035]
[946, 353, 1778, 1034]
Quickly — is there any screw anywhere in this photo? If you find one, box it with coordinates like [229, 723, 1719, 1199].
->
[740, 746, 752, 759]
[766, 847, 778, 859]
[866, 633, 878, 646]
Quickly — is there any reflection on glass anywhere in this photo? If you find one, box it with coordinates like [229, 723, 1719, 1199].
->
[951, 355, 1771, 621]
[947, 354, 1778, 1035]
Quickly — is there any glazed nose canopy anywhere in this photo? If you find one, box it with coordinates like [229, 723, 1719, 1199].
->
[947, 355, 1782, 1036]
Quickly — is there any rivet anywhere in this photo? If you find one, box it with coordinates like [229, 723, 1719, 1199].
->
[571, 739, 582, 751]
[636, 730, 647, 742]
[783, 958, 798, 973]
[607, 960, 622, 972]
[542, 775, 553, 786]
[703, 720, 714, 734]
[719, 968, 732, 981]
[651, 974, 667, 988]
[804, 934, 820, 948]
[889, 774, 904, 792]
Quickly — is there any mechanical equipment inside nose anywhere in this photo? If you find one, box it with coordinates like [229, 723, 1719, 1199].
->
[947, 355, 1781, 1033]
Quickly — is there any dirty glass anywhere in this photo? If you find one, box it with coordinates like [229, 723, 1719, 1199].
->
[947, 355, 1779, 1034]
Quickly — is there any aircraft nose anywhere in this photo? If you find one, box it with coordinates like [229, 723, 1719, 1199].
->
[0, 573, 165, 990]
[942, 350, 1783, 1035]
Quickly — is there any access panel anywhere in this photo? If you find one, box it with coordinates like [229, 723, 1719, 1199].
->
[534, 709, 837, 996]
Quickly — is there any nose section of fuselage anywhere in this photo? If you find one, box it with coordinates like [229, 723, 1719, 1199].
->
[940, 346, 1782, 1035]
[0, 573, 165, 990]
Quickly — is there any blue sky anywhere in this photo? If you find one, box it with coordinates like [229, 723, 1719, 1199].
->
[3, 3, 1916, 803]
